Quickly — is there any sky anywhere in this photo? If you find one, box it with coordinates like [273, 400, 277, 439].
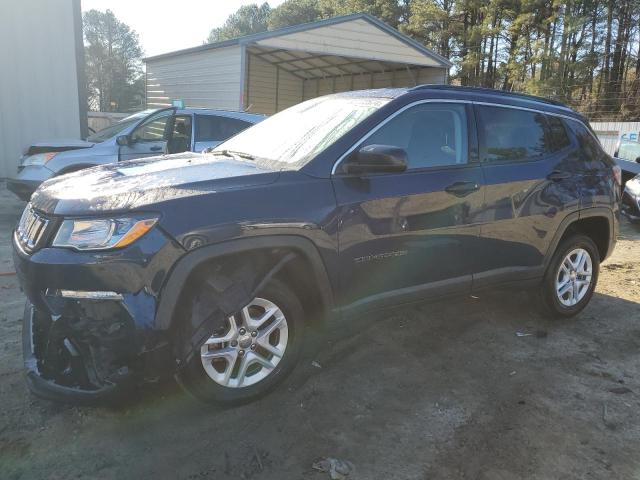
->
[81, 0, 286, 57]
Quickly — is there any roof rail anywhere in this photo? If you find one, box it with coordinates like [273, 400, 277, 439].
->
[410, 84, 571, 109]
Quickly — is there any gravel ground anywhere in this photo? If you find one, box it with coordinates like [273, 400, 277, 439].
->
[1, 181, 639, 480]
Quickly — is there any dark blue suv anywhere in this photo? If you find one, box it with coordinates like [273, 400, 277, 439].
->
[13, 86, 621, 405]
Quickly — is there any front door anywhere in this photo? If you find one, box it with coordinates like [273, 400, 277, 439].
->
[332, 102, 484, 311]
[119, 110, 174, 161]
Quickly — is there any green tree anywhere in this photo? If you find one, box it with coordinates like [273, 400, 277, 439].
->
[83, 9, 144, 112]
[268, 0, 323, 30]
[207, 3, 271, 42]
[318, 0, 406, 27]
[404, 0, 458, 59]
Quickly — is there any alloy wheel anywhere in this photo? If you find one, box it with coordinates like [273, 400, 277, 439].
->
[555, 248, 593, 307]
[200, 298, 289, 388]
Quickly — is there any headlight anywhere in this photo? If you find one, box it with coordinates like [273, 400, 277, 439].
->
[52, 216, 158, 251]
[626, 177, 640, 196]
[22, 152, 58, 166]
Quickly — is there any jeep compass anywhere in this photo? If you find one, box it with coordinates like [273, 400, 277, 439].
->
[13, 86, 621, 404]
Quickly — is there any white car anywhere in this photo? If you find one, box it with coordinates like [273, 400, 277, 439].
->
[8, 108, 265, 200]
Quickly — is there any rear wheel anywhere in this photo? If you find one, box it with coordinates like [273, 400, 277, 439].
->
[540, 234, 599, 318]
[176, 279, 305, 404]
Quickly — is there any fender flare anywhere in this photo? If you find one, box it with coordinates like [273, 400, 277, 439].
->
[542, 207, 615, 271]
[155, 235, 335, 331]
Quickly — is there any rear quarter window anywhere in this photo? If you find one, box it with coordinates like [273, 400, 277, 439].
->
[565, 120, 606, 169]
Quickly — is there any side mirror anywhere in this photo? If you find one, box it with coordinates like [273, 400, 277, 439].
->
[116, 135, 131, 146]
[343, 144, 408, 175]
[635, 156, 640, 164]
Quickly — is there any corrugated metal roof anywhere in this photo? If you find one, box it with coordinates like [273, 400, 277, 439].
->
[144, 13, 452, 68]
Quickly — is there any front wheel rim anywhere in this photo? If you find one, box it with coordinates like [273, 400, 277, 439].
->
[555, 248, 593, 307]
[200, 297, 289, 388]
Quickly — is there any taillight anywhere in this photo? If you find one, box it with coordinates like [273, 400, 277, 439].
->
[613, 165, 622, 186]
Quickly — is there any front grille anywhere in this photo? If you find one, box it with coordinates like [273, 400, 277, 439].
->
[16, 205, 50, 252]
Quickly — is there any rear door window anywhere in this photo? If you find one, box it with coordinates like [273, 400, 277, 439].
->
[476, 105, 550, 162]
[195, 115, 252, 142]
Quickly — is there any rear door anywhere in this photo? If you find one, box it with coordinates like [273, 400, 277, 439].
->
[119, 110, 174, 161]
[474, 104, 580, 288]
[332, 101, 484, 310]
[194, 115, 253, 152]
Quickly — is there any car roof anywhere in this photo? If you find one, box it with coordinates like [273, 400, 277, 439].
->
[175, 108, 265, 122]
[417, 85, 584, 121]
[331, 85, 584, 121]
[326, 88, 409, 100]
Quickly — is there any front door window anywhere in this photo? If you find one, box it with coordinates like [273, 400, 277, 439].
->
[131, 113, 172, 143]
[360, 103, 469, 169]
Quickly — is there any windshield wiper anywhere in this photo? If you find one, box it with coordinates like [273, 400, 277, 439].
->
[207, 149, 232, 156]
[225, 150, 255, 160]
[207, 149, 255, 160]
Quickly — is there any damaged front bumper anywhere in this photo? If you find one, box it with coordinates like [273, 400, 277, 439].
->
[22, 301, 126, 403]
[13, 227, 185, 403]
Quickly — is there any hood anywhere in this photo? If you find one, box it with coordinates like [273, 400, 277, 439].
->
[26, 139, 94, 155]
[30, 152, 279, 216]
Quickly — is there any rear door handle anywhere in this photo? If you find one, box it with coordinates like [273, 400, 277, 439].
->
[149, 146, 163, 152]
[445, 181, 479, 197]
[547, 170, 571, 181]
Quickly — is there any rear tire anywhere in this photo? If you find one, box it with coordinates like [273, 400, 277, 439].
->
[176, 278, 305, 405]
[540, 234, 599, 318]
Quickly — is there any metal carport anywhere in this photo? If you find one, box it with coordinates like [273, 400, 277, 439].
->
[144, 14, 452, 115]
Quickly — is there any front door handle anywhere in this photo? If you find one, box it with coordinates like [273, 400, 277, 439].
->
[547, 170, 571, 181]
[149, 146, 163, 152]
[445, 181, 479, 197]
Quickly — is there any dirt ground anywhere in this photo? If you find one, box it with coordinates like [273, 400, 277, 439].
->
[1, 181, 639, 480]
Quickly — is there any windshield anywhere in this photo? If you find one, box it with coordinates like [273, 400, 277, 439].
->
[213, 96, 390, 168]
[617, 141, 640, 162]
[86, 110, 156, 143]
